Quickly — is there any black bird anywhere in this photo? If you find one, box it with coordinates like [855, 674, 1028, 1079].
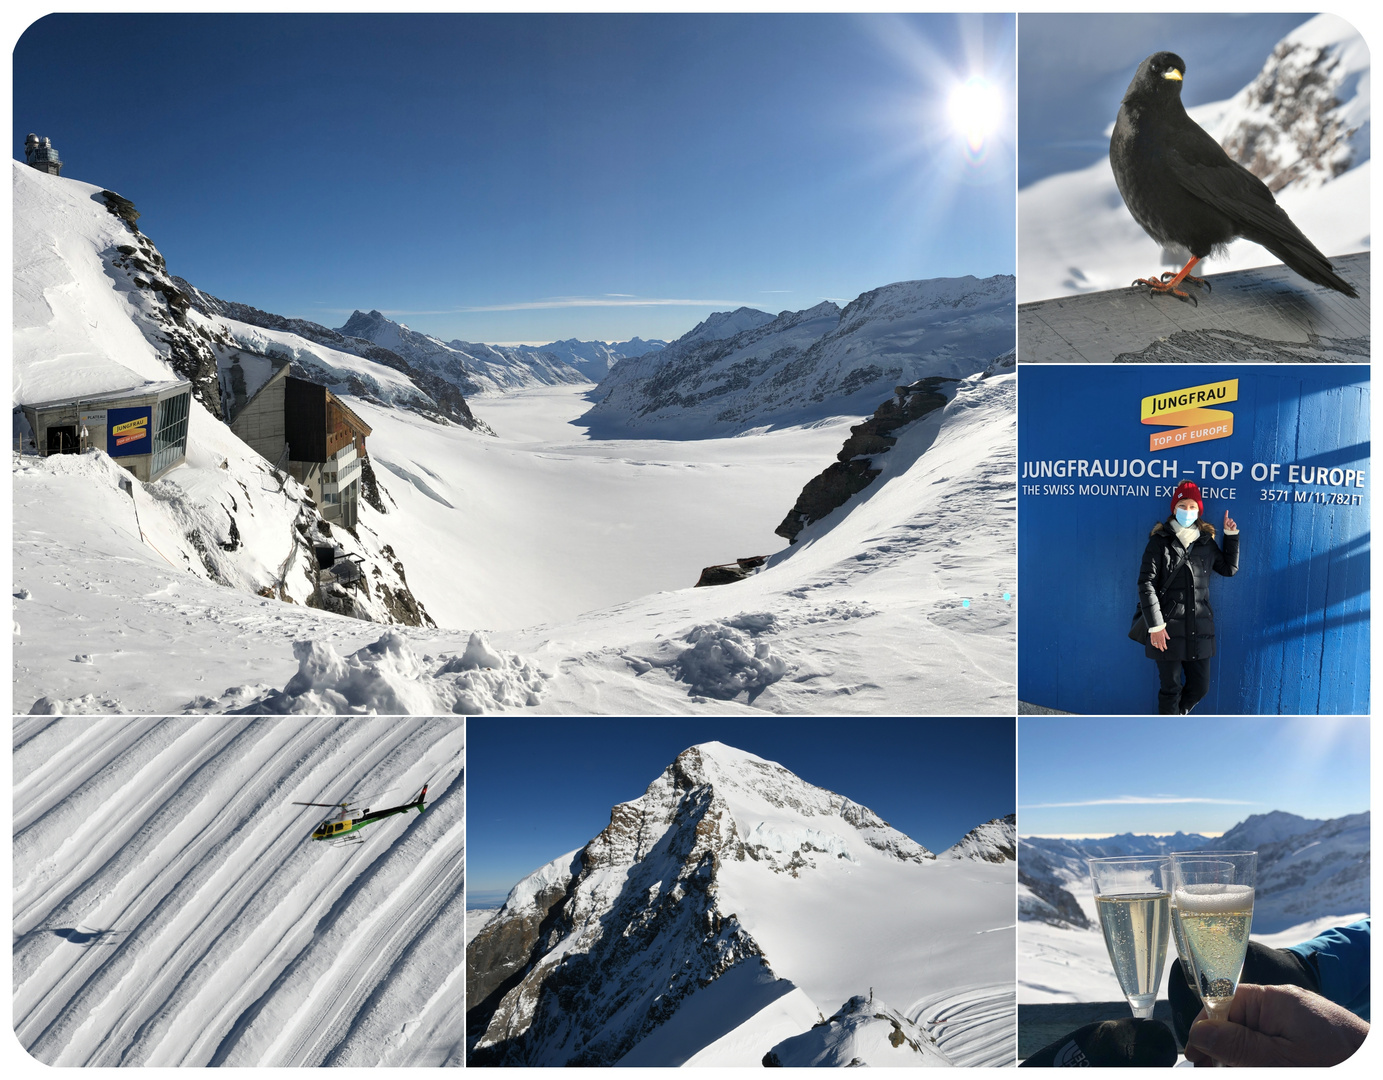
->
[1110, 51, 1358, 302]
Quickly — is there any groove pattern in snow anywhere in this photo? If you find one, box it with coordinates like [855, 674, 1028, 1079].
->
[12, 717, 466, 1066]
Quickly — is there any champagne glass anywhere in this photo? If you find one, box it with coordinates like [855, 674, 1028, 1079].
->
[1169, 853, 1257, 1022]
[1089, 855, 1171, 1019]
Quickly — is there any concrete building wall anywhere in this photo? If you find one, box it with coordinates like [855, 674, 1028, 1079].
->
[231, 371, 288, 465]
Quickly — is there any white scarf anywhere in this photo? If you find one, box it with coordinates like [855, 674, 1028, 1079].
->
[1173, 520, 1201, 550]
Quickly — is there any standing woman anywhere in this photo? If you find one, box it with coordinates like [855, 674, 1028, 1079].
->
[1138, 480, 1239, 714]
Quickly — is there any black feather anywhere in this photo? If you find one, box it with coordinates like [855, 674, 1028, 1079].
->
[1110, 51, 1358, 298]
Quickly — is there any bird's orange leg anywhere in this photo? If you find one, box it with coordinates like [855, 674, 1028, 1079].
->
[1133, 255, 1210, 304]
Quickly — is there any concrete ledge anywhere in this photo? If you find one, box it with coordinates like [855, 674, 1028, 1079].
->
[1020, 252, 1369, 363]
[1019, 1001, 1179, 1060]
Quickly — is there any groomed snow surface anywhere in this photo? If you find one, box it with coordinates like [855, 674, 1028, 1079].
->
[13, 718, 466, 1066]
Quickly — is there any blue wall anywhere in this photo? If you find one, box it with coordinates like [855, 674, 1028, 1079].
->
[1019, 366, 1368, 715]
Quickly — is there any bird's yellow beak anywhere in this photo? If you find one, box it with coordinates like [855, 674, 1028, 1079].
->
[1163, 69, 1183, 81]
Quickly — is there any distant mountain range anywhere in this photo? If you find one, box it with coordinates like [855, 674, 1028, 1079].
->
[1019, 810, 1369, 934]
[584, 275, 1015, 437]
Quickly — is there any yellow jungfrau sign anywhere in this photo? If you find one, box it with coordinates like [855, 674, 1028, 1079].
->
[112, 416, 149, 436]
[1140, 379, 1237, 452]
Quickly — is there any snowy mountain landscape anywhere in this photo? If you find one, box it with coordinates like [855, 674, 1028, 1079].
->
[1018, 14, 1370, 302]
[467, 742, 1016, 1067]
[12, 159, 1016, 716]
[1017, 810, 1370, 1005]
[12, 717, 466, 1066]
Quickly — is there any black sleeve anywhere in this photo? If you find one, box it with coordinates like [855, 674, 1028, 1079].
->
[1137, 536, 1164, 627]
[1213, 531, 1240, 577]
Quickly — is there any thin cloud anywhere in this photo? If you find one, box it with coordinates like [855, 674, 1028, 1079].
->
[312, 297, 759, 317]
[1019, 795, 1256, 809]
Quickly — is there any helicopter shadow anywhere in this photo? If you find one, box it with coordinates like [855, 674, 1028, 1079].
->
[49, 925, 129, 946]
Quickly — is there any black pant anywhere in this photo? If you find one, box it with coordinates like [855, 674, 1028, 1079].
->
[1156, 658, 1211, 714]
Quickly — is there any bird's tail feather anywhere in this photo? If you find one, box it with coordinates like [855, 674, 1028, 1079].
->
[1247, 217, 1359, 298]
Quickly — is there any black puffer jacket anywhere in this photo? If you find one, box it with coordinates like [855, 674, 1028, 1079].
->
[1138, 520, 1239, 661]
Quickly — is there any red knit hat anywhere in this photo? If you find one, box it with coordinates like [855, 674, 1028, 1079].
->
[1172, 480, 1203, 516]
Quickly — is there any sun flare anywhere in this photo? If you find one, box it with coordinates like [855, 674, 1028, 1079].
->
[948, 76, 1003, 152]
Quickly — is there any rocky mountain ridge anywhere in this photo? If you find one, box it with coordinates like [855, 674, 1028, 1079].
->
[175, 282, 481, 429]
[583, 275, 1015, 437]
[944, 813, 1017, 864]
[1201, 14, 1369, 192]
[1018, 810, 1369, 934]
[338, 309, 589, 396]
[467, 742, 1008, 1066]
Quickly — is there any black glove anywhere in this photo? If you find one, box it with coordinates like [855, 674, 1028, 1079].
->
[1168, 940, 1321, 1044]
[1020, 1018, 1177, 1067]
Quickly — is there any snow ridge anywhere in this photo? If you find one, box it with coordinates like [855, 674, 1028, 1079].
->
[338, 310, 589, 396]
[583, 276, 1015, 437]
[944, 814, 1017, 863]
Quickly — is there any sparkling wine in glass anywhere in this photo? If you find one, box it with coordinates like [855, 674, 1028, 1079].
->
[1089, 855, 1171, 1019]
[1169, 853, 1257, 1022]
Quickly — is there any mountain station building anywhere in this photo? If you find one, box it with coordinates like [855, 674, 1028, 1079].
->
[220, 354, 371, 528]
[19, 379, 192, 481]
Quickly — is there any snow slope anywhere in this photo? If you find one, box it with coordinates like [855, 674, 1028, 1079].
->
[1018, 14, 1370, 303]
[468, 742, 1015, 1067]
[12, 162, 432, 634]
[15, 372, 1014, 716]
[12, 717, 466, 1066]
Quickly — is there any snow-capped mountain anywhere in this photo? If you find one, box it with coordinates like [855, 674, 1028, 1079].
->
[1218, 811, 1370, 932]
[12, 162, 432, 639]
[536, 335, 667, 380]
[467, 742, 1015, 1067]
[1018, 13, 1370, 302]
[338, 309, 589, 395]
[12, 717, 466, 1066]
[175, 283, 481, 429]
[583, 276, 1015, 437]
[944, 814, 1017, 863]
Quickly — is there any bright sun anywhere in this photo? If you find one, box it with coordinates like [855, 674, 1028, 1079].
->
[948, 76, 1003, 152]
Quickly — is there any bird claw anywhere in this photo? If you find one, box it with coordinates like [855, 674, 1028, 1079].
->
[1133, 276, 1199, 307]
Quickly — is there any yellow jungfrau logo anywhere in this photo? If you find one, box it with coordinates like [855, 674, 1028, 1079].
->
[112, 416, 148, 436]
[1140, 379, 1237, 452]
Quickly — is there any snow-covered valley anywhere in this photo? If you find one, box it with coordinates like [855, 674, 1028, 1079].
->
[12, 717, 466, 1066]
[12, 159, 1017, 716]
[467, 742, 1016, 1067]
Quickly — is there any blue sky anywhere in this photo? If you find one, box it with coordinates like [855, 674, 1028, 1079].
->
[1018, 13, 1314, 188]
[467, 718, 1015, 906]
[1019, 717, 1369, 838]
[14, 13, 1015, 345]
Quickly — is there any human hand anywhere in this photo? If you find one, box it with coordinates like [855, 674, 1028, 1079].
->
[1224, 509, 1237, 532]
[1149, 628, 1169, 651]
[1185, 983, 1368, 1067]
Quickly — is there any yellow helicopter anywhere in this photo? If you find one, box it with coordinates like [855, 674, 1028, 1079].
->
[294, 784, 428, 845]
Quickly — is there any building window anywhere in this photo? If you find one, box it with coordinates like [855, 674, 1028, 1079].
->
[151, 391, 190, 477]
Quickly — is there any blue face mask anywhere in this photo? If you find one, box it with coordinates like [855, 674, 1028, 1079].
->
[1175, 508, 1198, 527]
